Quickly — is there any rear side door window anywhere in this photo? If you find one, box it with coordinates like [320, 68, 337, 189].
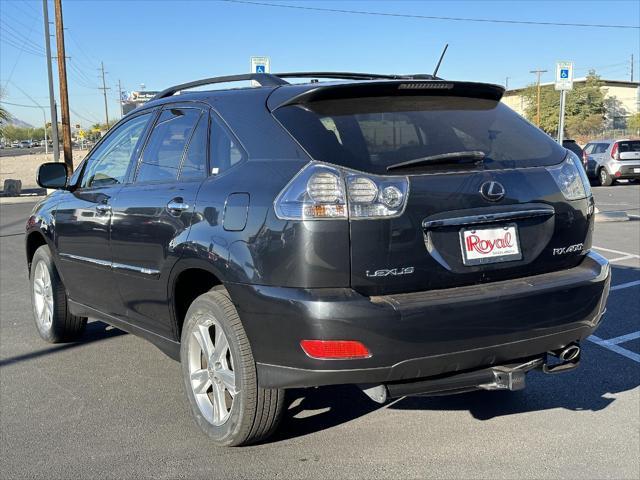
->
[135, 108, 201, 183]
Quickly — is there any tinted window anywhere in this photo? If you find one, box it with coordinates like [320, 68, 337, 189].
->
[80, 113, 151, 188]
[179, 114, 208, 180]
[594, 143, 610, 154]
[617, 140, 640, 152]
[274, 96, 566, 174]
[210, 115, 245, 174]
[136, 108, 200, 183]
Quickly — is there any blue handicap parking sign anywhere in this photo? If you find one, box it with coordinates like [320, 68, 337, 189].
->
[560, 69, 569, 79]
[256, 65, 266, 73]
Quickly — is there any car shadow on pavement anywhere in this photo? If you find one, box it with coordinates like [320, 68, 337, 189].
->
[0, 320, 127, 368]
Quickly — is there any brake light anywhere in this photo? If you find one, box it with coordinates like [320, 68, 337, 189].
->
[611, 142, 619, 160]
[274, 161, 409, 220]
[300, 340, 371, 359]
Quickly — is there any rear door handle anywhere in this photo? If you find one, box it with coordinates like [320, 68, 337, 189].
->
[167, 199, 190, 216]
[95, 204, 112, 215]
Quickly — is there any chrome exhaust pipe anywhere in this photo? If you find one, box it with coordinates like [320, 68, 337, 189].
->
[543, 343, 581, 374]
[559, 344, 580, 362]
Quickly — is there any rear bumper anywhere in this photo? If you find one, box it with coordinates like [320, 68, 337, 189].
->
[227, 251, 610, 389]
[612, 164, 640, 179]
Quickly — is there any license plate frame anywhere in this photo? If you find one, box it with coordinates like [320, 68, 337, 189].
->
[459, 224, 522, 266]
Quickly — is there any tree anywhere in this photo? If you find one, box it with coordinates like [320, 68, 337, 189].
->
[0, 89, 11, 125]
[521, 72, 606, 138]
[628, 113, 640, 134]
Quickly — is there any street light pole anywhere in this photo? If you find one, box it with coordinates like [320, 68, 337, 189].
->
[42, 0, 59, 162]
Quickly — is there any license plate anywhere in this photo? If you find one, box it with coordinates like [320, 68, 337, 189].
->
[460, 225, 522, 266]
[634, 168, 640, 173]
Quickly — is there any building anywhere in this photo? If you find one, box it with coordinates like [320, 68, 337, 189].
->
[502, 79, 640, 129]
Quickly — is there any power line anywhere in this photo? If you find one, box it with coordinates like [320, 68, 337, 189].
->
[0, 36, 45, 57]
[220, 0, 640, 30]
[0, 20, 46, 53]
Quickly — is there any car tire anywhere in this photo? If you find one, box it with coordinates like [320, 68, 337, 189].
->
[180, 288, 285, 446]
[30, 245, 87, 343]
[598, 168, 614, 186]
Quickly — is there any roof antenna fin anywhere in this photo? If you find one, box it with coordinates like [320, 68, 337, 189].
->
[432, 44, 449, 78]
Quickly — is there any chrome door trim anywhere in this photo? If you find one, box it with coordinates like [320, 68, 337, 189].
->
[59, 253, 160, 275]
[111, 262, 160, 275]
[59, 253, 112, 268]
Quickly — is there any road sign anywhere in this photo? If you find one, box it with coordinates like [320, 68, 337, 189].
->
[250, 56, 270, 86]
[555, 61, 573, 91]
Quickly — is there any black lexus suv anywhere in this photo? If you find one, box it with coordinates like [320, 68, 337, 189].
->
[27, 72, 610, 446]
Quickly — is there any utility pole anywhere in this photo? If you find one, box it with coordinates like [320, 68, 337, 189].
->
[99, 62, 110, 129]
[631, 54, 634, 82]
[118, 79, 124, 118]
[505, 77, 510, 90]
[53, 0, 72, 170]
[530, 69, 548, 127]
[42, 0, 59, 162]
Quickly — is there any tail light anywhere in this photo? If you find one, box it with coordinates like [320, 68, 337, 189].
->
[547, 151, 591, 200]
[611, 142, 619, 160]
[274, 161, 409, 220]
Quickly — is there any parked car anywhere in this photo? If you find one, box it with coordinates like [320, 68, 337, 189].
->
[583, 139, 640, 185]
[19, 140, 33, 149]
[11, 140, 20, 148]
[27, 72, 610, 446]
[31, 140, 40, 147]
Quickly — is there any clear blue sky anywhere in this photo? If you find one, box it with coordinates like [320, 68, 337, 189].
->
[1, 0, 639, 128]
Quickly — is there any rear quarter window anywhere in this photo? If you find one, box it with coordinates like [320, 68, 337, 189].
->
[274, 96, 566, 174]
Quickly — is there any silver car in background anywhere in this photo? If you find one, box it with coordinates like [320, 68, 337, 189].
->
[583, 139, 640, 186]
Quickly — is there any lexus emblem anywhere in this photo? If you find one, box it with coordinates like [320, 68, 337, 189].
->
[479, 181, 505, 202]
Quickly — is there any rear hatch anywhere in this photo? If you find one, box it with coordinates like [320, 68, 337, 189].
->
[272, 81, 593, 296]
[615, 140, 640, 161]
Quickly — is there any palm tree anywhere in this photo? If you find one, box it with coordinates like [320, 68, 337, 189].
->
[0, 90, 11, 124]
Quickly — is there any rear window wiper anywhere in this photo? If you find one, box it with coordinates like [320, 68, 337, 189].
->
[386, 151, 486, 171]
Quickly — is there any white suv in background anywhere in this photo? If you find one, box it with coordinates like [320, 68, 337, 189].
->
[583, 139, 640, 186]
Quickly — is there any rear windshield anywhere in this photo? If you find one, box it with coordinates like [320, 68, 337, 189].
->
[618, 140, 640, 152]
[274, 96, 566, 174]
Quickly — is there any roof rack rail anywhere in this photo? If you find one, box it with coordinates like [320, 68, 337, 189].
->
[151, 73, 289, 101]
[275, 72, 438, 81]
[151, 71, 441, 102]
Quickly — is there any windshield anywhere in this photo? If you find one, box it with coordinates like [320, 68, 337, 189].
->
[274, 96, 566, 174]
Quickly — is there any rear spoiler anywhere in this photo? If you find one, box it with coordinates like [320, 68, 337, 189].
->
[267, 80, 505, 111]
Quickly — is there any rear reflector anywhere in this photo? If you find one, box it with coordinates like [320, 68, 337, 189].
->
[300, 340, 371, 359]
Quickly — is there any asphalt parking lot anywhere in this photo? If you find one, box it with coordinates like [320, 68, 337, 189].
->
[1, 185, 639, 479]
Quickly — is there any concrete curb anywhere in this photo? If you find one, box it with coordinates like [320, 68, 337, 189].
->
[0, 195, 45, 205]
[594, 207, 630, 223]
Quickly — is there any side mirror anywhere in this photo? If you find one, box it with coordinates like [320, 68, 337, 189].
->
[37, 162, 69, 190]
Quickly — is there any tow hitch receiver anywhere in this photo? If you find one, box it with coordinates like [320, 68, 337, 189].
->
[361, 358, 544, 403]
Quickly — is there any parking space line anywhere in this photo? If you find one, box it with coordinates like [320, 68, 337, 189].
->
[608, 255, 636, 262]
[593, 246, 640, 259]
[605, 331, 640, 345]
[610, 280, 640, 291]
[588, 335, 640, 363]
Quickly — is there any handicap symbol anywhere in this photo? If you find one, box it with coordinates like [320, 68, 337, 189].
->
[560, 69, 569, 79]
[256, 65, 266, 73]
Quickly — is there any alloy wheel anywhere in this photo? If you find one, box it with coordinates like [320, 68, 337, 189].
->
[187, 315, 237, 426]
[32, 260, 54, 330]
